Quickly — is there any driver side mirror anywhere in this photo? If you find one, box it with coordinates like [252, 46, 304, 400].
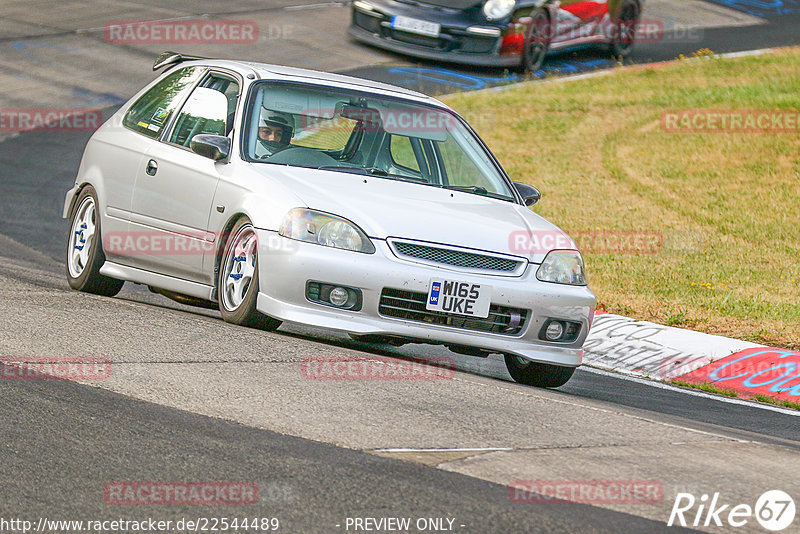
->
[190, 134, 231, 161]
[514, 182, 541, 206]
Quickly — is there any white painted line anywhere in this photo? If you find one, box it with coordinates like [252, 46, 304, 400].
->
[442, 46, 782, 99]
[473, 68, 615, 97]
[717, 48, 775, 59]
[78, 16, 209, 33]
[284, 2, 348, 10]
[374, 447, 513, 453]
[582, 366, 800, 417]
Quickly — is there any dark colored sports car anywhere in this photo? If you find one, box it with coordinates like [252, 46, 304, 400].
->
[349, 0, 643, 71]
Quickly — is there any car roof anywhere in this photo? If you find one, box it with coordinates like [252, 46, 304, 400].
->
[172, 58, 448, 110]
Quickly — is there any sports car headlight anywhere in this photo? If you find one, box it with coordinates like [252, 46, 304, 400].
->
[536, 250, 587, 286]
[279, 208, 375, 254]
[482, 0, 515, 21]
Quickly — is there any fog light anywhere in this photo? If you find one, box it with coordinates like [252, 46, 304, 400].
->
[329, 287, 350, 307]
[538, 319, 582, 343]
[306, 281, 363, 311]
[545, 321, 564, 341]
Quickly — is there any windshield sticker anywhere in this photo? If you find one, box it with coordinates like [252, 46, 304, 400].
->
[151, 107, 169, 126]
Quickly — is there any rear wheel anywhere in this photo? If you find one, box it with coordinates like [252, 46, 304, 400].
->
[610, 0, 641, 58]
[65, 186, 124, 296]
[504, 354, 575, 388]
[521, 9, 551, 72]
[218, 218, 281, 331]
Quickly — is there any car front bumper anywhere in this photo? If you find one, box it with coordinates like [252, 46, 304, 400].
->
[348, 13, 521, 68]
[255, 231, 596, 368]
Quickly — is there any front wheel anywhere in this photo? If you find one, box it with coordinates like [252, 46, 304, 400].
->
[609, 0, 641, 58]
[521, 9, 551, 72]
[504, 355, 575, 388]
[218, 218, 281, 331]
[65, 186, 124, 296]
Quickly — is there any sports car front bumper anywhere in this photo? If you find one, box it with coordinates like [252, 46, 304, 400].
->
[254, 231, 596, 367]
[348, 25, 520, 67]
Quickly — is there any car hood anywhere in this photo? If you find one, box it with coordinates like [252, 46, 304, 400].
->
[251, 164, 575, 263]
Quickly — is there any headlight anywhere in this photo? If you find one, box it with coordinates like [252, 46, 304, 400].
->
[536, 250, 587, 286]
[483, 0, 515, 21]
[279, 208, 375, 254]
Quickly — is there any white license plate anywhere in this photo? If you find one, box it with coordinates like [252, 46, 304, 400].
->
[426, 279, 492, 319]
[391, 16, 441, 37]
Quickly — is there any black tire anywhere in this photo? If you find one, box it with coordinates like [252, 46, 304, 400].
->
[218, 217, 281, 331]
[609, 0, 641, 58]
[521, 9, 551, 72]
[65, 185, 124, 296]
[504, 354, 576, 388]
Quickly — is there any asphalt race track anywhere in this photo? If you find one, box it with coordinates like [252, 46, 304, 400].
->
[1, 1, 800, 532]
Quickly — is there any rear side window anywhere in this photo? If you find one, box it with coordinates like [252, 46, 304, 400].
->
[123, 67, 202, 139]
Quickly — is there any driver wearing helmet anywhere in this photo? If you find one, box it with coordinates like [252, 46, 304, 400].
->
[256, 109, 294, 156]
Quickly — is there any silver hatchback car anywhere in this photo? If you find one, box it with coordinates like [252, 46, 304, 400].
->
[64, 52, 596, 387]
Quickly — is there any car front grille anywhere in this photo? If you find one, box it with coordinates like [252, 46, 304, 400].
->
[378, 288, 528, 335]
[387, 29, 445, 49]
[391, 240, 524, 274]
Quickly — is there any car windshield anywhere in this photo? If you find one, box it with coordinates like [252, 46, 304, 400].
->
[243, 82, 516, 201]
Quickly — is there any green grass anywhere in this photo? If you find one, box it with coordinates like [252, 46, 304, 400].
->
[750, 393, 800, 411]
[443, 48, 800, 348]
[671, 381, 800, 410]
[671, 380, 739, 398]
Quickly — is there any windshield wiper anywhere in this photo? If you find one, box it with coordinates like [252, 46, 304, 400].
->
[316, 166, 427, 183]
[316, 165, 369, 175]
[365, 168, 428, 182]
[440, 185, 514, 201]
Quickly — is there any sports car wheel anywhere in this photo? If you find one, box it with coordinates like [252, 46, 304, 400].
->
[504, 354, 575, 388]
[218, 218, 281, 331]
[66, 186, 124, 296]
[522, 10, 551, 72]
[610, 0, 640, 58]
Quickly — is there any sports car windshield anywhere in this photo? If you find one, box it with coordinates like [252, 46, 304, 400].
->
[244, 82, 516, 201]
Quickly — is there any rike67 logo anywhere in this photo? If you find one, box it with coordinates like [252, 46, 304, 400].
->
[668, 490, 796, 531]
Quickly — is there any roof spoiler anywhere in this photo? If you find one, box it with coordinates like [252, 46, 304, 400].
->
[153, 51, 208, 71]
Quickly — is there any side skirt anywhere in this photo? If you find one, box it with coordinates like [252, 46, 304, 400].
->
[99, 261, 214, 301]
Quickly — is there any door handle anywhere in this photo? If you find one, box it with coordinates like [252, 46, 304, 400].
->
[145, 159, 158, 176]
